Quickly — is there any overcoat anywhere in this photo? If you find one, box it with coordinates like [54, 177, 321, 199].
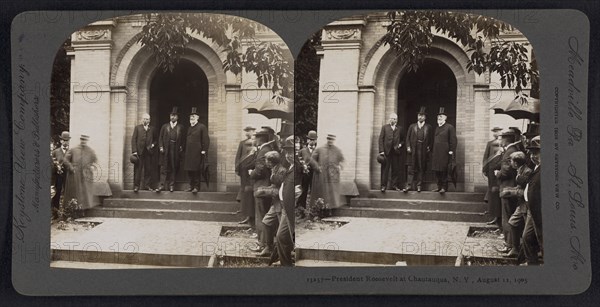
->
[184, 123, 209, 171]
[62, 144, 98, 209]
[431, 123, 457, 171]
[405, 122, 433, 167]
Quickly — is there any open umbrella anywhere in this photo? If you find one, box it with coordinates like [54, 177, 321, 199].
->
[490, 96, 540, 121]
[243, 94, 293, 121]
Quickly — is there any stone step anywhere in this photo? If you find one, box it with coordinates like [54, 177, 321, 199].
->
[350, 198, 486, 213]
[103, 198, 239, 212]
[332, 207, 488, 223]
[85, 207, 241, 222]
[116, 190, 238, 201]
[365, 190, 485, 202]
[51, 248, 210, 268]
[296, 248, 458, 266]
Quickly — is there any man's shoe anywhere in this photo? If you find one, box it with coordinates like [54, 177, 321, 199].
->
[155, 186, 163, 193]
[417, 186, 421, 192]
[258, 246, 272, 257]
[503, 250, 519, 258]
[185, 187, 193, 192]
[238, 217, 250, 224]
[248, 244, 264, 252]
[494, 245, 510, 253]
[394, 186, 401, 192]
[133, 186, 139, 192]
[192, 187, 198, 193]
[439, 188, 446, 194]
[380, 186, 386, 193]
[432, 188, 440, 192]
[169, 186, 174, 192]
[486, 218, 499, 225]
[402, 187, 409, 193]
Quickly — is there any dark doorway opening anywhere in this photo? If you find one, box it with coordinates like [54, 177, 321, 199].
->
[397, 58, 457, 189]
[149, 59, 209, 188]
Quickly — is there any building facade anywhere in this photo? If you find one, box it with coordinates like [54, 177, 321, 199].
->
[67, 14, 291, 194]
[314, 14, 533, 193]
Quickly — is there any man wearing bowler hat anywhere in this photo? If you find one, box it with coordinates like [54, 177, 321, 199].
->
[158, 107, 185, 192]
[297, 130, 317, 208]
[131, 113, 156, 192]
[184, 107, 210, 193]
[378, 113, 404, 192]
[404, 106, 433, 193]
[482, 126, 503, 226]
[51, 131, 71, 218]
[431, 107, 457, 194]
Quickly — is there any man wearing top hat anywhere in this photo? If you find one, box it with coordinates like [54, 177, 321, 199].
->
[51, 131, 71, 217]
[235, 126, 256, 224]
[378, 113, 405, 192]
[158, 107, 185, 192]
[131, 113, 156, 192]
[403, 107, 433, 193]
[297, 130, 318, 208]
[482, 126, 504, 226]
[184, 107, 210, 193]
[248, 127, 275, 252]
[431, 107, 457, 194]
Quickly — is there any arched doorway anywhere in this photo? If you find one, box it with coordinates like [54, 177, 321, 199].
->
[149, 59, 209, 188]
[397, 58, 457, 189]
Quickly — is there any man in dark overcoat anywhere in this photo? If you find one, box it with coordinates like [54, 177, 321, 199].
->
[158, 107, 185, 192]
[235, 126, 256, 224]
[297, 130, 317, 208]
[184, 107, 210, 193]
[522, 135, 542, 265]
[404, 107, 433, 193]
[378, 113, 404, 192]
[131, 113, 156, 192]
[431, 107, 457, 193]
[51, 131, 71, 218]
[248, 128, 274, 251]
[482, 126, 503, 226]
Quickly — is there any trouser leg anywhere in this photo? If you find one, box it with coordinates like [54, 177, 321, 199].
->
[276, 212, 294, 266]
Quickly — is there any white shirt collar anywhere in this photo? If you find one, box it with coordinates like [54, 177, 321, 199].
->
[170, 121, 177, 129]
[418, 122, 424, 129]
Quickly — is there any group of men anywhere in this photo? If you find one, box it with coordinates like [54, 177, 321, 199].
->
[51, 131, 98, 218]
[482, 124, 542, 265]
[377, 107, 457, 194]
[130, 107, 209, 193]
[234, 125, 298, 266]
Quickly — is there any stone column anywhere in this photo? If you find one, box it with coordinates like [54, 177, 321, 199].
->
[356, 85, 375, 193]
[316, 19, 365, 197]
[68, 20, 116, 198]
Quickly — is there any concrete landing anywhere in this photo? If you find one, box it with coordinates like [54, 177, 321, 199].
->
[296, 217, 488, 266]
[51, 217, 260, 269]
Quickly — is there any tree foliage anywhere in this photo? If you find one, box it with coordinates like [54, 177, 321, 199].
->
[50, 39, 71, 143]
[138, 13, 294, 100]
[382, 11, 539, 100]
[294, 32, 321, 138]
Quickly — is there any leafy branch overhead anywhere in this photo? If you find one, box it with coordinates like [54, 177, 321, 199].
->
[137, 13, 294, 99]
[382, 11, 539, 99]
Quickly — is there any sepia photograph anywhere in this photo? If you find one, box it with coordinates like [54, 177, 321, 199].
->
[294, 11, 542, 267]
[48, 12, 295, 269]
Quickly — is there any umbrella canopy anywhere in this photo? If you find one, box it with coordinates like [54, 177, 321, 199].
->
[243, 94, 293, 121]
[491, 96, 540, 121]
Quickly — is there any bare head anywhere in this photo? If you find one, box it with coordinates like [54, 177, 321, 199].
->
[389, 113, 398, 125]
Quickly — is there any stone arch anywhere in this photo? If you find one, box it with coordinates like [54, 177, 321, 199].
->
[355, 34, 479, 191]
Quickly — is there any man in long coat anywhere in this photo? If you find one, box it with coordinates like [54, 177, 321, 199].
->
[62, 134, 98, 210]
[274, 136, 296, 266]
[309, 134, 345, 209]
[404, 107, 433, 193]
[482, 127, 503, 226]
[51, 131, 71, 218]
[297, 130, 317, 208]
[184, 107, 210, 193]
[158, 107, 185, 192]
[522, 136, 542, 265]
[249, 128, 274, 251]
[431, 108, 457, 193]
[378, 113, 404, 192]
[235, 126, 256, 224]
[131, 113, 156, 192]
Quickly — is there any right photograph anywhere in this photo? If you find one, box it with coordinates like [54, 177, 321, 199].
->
[294, 11, 541, 267]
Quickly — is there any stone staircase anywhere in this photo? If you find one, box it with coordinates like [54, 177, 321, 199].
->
[333, 190, 488, 223]
[85, 190, 241, 222]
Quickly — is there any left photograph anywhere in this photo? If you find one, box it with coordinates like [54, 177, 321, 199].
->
[49, 13, 295, 268]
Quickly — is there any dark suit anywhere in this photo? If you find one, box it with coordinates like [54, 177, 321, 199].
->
[275, 164, 295, 266]
[184, 123, 210, 189]
[131, 124, 156, 189]
[378, 123, 404, 189]
[432, 122, 457, 190]
[158, 122, 185, 189]
[405, 122, 433, 189]
[482, 139, 502, 220]
[250, 141, 274, 247]
[494, 143, 520, 247]
[51, 147, 68, 215]
[297, 146, 315, 208]
[523, 165, 542, 264]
